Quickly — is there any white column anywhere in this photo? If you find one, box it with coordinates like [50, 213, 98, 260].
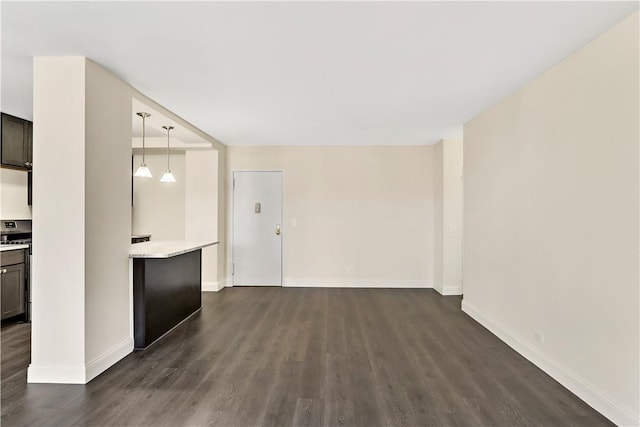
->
[216, 146, 227, 286]
[29, 57, 88, 383]
[28, 57, 133, 384]
[433, 138, 463, 295]
[185, 149, 221, 290]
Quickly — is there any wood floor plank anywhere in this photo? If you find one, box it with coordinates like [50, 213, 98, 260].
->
[293, 398, 324, 427]
[1, 288, 614, 427]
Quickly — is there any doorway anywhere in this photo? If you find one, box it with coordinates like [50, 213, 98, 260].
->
[232, 171, 283, 286]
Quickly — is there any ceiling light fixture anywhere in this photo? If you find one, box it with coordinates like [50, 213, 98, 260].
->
[134, 112, 152, 178]
[160, 125, 176, 183]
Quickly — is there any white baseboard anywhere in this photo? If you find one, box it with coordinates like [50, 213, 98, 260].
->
[28, 337, 134, 384]
[461, 300, 639, 427]
[234, 283, 282, 287]
[85, 337, 133, 382]
[284, 280, 432, 289]
[27, 364, 87, 384]
[202, 281, 226, 292]
[434, 284, 463, 296]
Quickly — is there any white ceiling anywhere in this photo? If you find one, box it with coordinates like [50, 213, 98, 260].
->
[1, 1, 637, 146]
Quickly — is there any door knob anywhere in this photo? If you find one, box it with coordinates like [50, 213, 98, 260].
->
[275, 225, 281, 235]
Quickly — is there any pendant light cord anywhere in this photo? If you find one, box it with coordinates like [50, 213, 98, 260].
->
[142, 115, 146, 163]
[136, 112, 151, 166]
[166, 127, 171, 170]
[159, 125, 175, 183]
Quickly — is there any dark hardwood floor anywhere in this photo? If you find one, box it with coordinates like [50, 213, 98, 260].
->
[2, 288, 612, 426]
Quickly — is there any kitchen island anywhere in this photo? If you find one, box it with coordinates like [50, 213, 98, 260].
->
[129, 240, 218, 349]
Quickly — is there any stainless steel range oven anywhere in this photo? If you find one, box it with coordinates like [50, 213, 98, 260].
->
[1, 219, 32, 322]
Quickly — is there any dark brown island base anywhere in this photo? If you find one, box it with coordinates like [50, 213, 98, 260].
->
[129, 241, 218, 350]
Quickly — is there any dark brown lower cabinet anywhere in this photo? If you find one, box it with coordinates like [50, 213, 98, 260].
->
[1, 251, 25, 320]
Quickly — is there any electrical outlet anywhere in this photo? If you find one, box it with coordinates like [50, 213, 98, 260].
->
[534, 330, 544, 344]
[291, 218, 298, 228]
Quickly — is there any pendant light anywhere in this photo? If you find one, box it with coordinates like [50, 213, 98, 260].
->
[134, 112, 152, 178]
[160, 125, 176, 183]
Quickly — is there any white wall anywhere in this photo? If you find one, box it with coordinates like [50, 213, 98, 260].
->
[0, 168, 31, 219]
[132, 152, 186, 240]
[433, 138, 463, 295]
[227, 146, 434, 287]
[462, 13, 639, 426]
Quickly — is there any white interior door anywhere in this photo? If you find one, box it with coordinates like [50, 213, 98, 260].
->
[232, 171, 283, 286]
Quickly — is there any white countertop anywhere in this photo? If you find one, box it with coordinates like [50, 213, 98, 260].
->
[0, 244, 30, 252]
[129, 241, 218, 258]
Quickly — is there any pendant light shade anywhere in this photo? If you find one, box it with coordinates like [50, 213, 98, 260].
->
[135, 164, 152, 178]
[160, 171, 177, 183]
[134, 112, 152, 178]
[160, 125, 176, 183]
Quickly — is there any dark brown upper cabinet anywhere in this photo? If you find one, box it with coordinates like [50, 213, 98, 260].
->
[1, 113, 33, 170]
